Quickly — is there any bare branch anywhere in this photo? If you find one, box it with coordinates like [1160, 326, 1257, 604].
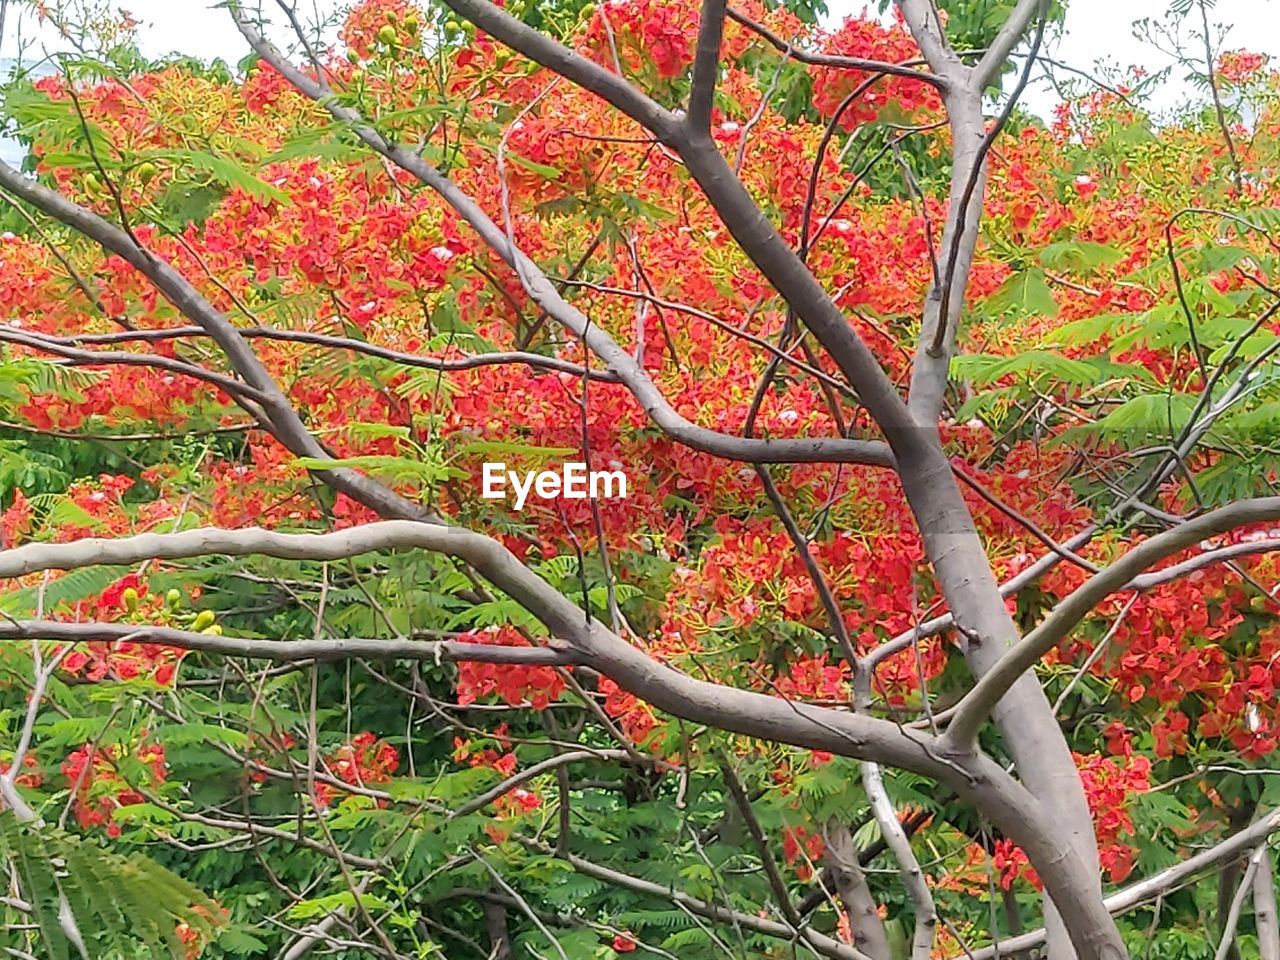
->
[521, 834, 876, 960]
[958, 808, 1280, 959]
[0, 620, 581, 667]
[451, 749, 635, 818]
[0, 327, 270, 404]
[231, 9, 894, 469]
[973, 0, 1042, 88]
[434, 0, 679, 139]
[821, 820, 891, 960]
[47, 325, 620, 381]
[893, 0, 961, 79]
[1215, 846, 1265, 960]
[945, 496, 1280, 748]
[689, 0, 727, 132]
[1255, 847, 1280, 960]
[861, 762, 936, 959]
[727, 6, 948, 87]
[0, 159, 432, 524]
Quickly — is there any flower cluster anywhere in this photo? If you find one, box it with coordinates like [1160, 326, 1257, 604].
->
[455, 626, 568, 710]
[315, 732, 399, 809]
[810, 15, 942, 131]
[62, 739, 167, 836]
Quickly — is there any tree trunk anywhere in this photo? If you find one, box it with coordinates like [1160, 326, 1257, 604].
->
[824, 820, 892, 960]
[1254, 848, 1280, 960]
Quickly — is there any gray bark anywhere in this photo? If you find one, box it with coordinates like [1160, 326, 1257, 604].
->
[823, 820, 892, 960]
[1255, 848, 1280, 960]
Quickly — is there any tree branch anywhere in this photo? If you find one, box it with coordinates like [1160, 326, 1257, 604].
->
[520, 834, 876, 960]
[956, 808, 1280, 959]
[44, 325, 621, 381]
[893, 0, 961, 79]
[0, 327, 269, 404]
[726, 6, 948, 87]
[688, 0, 727, 132]
[0, 518, 1115, 950]
[1255, 847, 1280, 960]
[0, 620, 581, 666]
[231, 9, 894, 469]
[861, 762, 936, 959]
[973, 0, 1042, 88]
[434, 0, 680, 140]
[821, 819, 891, 960]
[1215, 846, 1264, 960]
[945, 496, 1280, 748]
[0, 159, 433, 524]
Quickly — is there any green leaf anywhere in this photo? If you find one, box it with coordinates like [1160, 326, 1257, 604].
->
[1067, 392, 1198, 442]
[292, 454, 455, 487]
[507, 152, 562, 180]
[1039, 240, 1124, 274]
[0, 812, 223, 959]
[984, 268, 1059, 318]
[1044, 311, 1135, 346]
[0, 565, 130, 616]
[287, 891, 391, 920]
[143, 148, 291, 205]
[949, 350, 1102, 387]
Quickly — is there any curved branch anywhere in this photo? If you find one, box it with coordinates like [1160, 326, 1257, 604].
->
[437, 0, 679, 139]
[893, 0, 961, 79]
[861, 762, 936, 959]
[231, 11, 895, 468]
[0, 619, 581, 666]
[726, 6, 947, 87]
[864, 525, 1098, 669]
[452, 749, 635, 818]
[973, 0, 1043, 87]
[0, 519, 1136, 954]
[519, 835, 875, 960]
[955, 808, 1280, 959]
[0, 327, 269, 404]
[42, 325, 620, 381]
[0, 160, 432, 523]
[946, 496, 1280, 748]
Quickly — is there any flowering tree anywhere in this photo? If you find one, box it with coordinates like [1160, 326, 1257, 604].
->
[1, 0, 1280, 957]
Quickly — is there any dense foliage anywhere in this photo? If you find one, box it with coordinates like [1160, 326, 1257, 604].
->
[1, 0, 1280, 958]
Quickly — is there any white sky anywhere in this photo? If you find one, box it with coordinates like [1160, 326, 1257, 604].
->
[1, 0, 1279, 116]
